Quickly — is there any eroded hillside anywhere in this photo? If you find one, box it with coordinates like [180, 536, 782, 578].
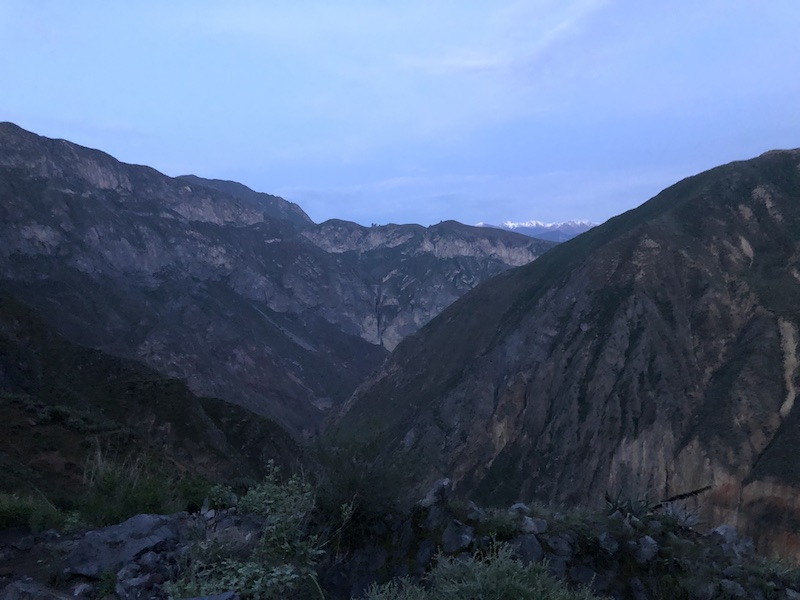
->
[333, 149, 800, 560]
[0, 122, 553, 435]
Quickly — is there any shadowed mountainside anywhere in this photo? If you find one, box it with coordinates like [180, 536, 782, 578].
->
[0, 295, 298, 500]
[333, 148, 800, 560]
[0, 122, 554, 436]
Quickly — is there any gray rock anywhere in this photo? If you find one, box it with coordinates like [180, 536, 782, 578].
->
[116, 562, 141, 580]
[137, 550, 161, 569]
[569, 564, 597, 587]
[719, 579, 746, 598]
[0, 579, 72, 600]
[519, 516, 548, 534]
[464, 501, 486, 523]
[425, 504, 448, 530]
[630, 577, 648, 600]
[508, 503, 531, 515]
[546, 555, 567, 580]
[723, 564, 744, 578]
[70, 583, 94, 598]
[598, 532, 619, 556]
[785, 589, 800, 600]
[542, 534, 572, 558]
[415, 539, 436, 567]
[608, 510, 624, 523]
[441, 521, 474, 554]
[116, 573, 153, 600]
[392, 520, 414, 556]
[183, 594, 240, 600]
[11, 536, 34, 551]
[511, 534, 544, 565]
[64, 513, 183, 577]
[712, 524, 738, 544]
[635, 535, 659, 564]
[418, 478, 452, 508]
[712, 524, 755, 560]
[692, 582, 717, 600]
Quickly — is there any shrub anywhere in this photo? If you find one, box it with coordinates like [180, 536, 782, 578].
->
[177, 474, 215, 513]
[0, 492, 65, 532]
[311, 446, 400, 555]
[604, 491, 658, 521]
[79, 447, 181, 525]
[363, 543, 597, 600]
[167, 462, 324, 600]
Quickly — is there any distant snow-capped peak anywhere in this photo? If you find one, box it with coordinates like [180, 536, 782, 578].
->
[500, 219, 595, 230]
[476, 219, 597, 242]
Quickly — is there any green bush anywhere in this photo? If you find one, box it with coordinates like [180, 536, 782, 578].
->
[167, 462, 324, 600]
[0, 492, 65, 532]
[311, 446, 400, 554]
[363, 544, 597, 600]
[177, 474, 215, 513]
[79, 448, 181, 525]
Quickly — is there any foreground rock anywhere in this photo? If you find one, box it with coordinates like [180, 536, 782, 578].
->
[319, 482, 800, 600]
[2, 487, 800, 599]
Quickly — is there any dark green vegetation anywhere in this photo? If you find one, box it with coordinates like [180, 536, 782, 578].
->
[332, 148, 800, 561]
[0, 295, 299, 528]
[166, 464, 324, 599]
[10, 466, 799, 600]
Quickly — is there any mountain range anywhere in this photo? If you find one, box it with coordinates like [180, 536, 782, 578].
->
[0, 122, 553, 437]
[3, 121, 800, 563]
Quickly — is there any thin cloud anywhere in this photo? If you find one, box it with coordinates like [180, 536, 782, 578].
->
[397, 0, 610, 77]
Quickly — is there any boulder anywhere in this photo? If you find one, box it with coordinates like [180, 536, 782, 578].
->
[63, 513, 186, 578]
[441, 521, 473, 554]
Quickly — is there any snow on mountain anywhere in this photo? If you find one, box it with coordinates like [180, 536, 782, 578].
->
[476, 219, 597, 242]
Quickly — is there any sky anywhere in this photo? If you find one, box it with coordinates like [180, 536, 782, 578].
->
[2, 1, 799, 227]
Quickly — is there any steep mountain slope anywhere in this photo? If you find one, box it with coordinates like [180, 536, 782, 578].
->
[334, 149, 800, 559]
[302, 219, 552, 348]
[0, 122, 553, 435]
[0, 296, 298, 499]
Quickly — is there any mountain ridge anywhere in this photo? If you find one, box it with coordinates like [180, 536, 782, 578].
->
[333, 148, 800, 559]
[0, 122, 554, 436]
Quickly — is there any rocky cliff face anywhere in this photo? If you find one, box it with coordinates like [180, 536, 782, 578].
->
[0, 122, 553, 436]
[333, 149, 800, 560]
[301, 219, 550, 349]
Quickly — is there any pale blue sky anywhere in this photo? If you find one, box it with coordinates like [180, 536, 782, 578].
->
[2, 1, 799, 226]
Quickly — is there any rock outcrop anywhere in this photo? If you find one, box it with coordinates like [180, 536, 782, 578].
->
[3, 492, 799, 600]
